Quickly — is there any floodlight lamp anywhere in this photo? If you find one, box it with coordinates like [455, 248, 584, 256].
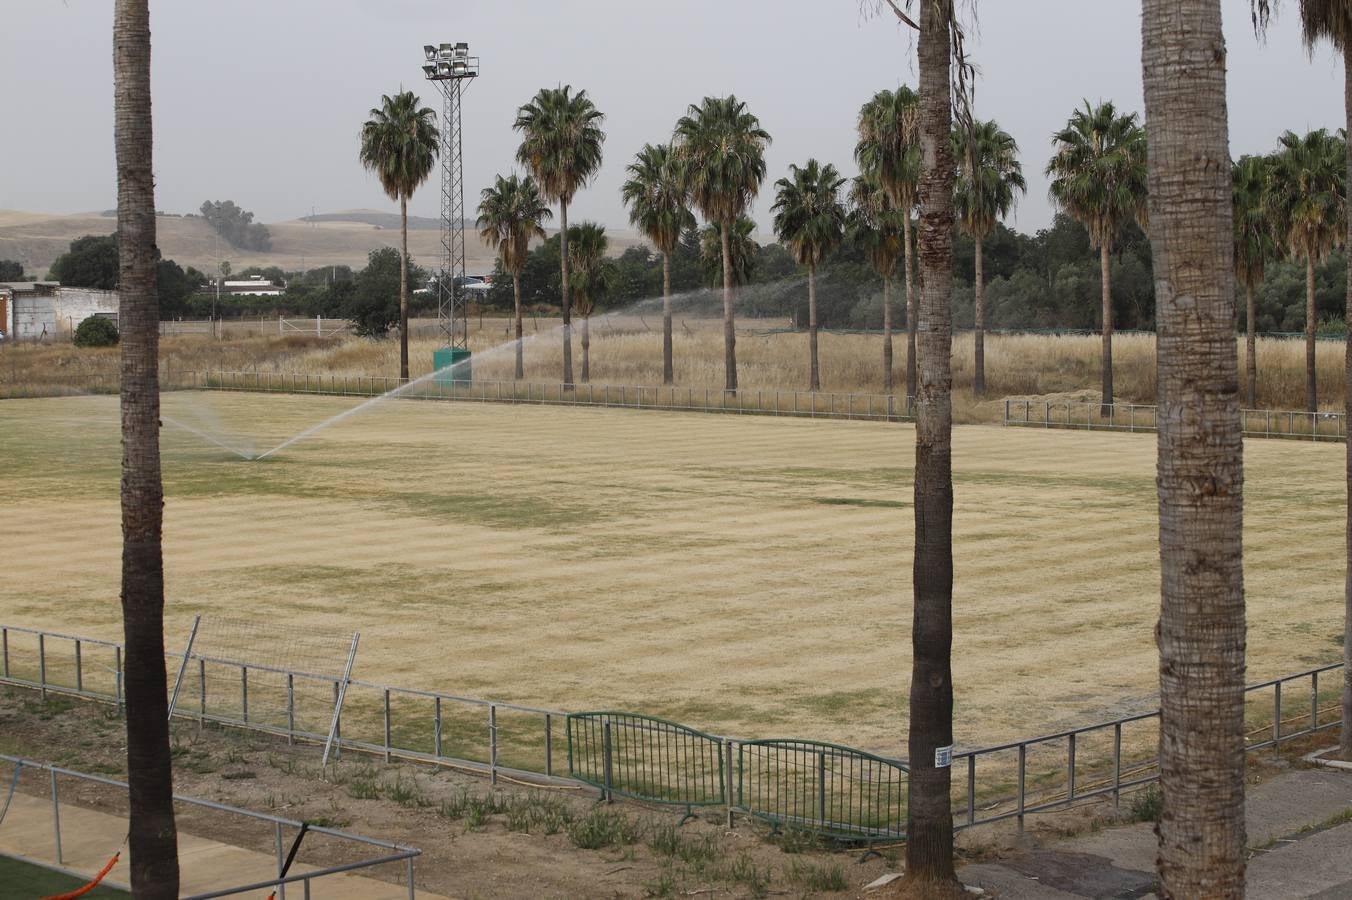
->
[452, 61, 468, 75]
[437, 60, 454, 76]
[439, 43, 455, 58]
[422, 64, 437, 78]
[454, 42, 469, 58]
[423, 44, 437, 61]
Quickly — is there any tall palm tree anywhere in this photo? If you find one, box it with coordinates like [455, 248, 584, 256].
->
[1143, 1, 1247, 894]
[567, 222, 612, 383]
[699, 217, 757, 288]
[954, 119, 1026, 398]
[622, 143, 696, 385]
[1233, 155, 1275, 409]
[358, 91, 438, 382]
[1046, 100, 1148, 414]
[856, 86, 921, 399]
[1254, 0, 1352, 768]
[772, 159, 847, 392]
[848, 172, 904, 394]
[477, 174, 552, 380]
[1266, 128, 1346, 413]
[514, 86, 606, 389]
[674, 95, 771, 395]
[114, 0, 179, 895]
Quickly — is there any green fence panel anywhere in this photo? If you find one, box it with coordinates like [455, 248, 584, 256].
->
[737, 739, 908, 841]
[566, 712, 725, 808]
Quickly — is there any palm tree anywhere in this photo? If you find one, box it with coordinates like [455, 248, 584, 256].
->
[1254, 0, 1352, 769]
[358, 91, 438, 382]
[699, 218, 757, 288]
[1143, 2, 1247, 894]
[1233, 155, 1275, 408]
[514, 86, 606, 389]
[848, 172, 904, 394]
[1266, 128, 1346, 413]
[856, 86, 921, 399]
[954, 119, 1026, 398]
[567, 222, 612, 383]
[674, 95, 771, 395]
[623, 143, 696, 385]
[772, 159, 847, 391]
[477, 174, 552, 380]
[114, 0, 179, 895]
[1046, 100, 1148, 414]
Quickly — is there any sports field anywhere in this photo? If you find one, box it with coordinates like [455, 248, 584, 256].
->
[0, 392, 1343, 754]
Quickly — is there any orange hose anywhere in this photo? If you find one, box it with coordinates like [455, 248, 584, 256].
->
[39, 850, 119, 900]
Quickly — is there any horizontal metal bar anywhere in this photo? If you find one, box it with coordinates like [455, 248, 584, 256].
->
[181, 850, 421, 900]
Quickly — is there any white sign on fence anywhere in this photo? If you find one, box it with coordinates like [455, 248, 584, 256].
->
[935, 745, 953, 768]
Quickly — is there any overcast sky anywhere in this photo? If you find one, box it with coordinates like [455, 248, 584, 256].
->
[4, 1, 1344, 236]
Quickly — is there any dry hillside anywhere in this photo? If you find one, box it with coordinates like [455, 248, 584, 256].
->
[0, 208, 644, 275]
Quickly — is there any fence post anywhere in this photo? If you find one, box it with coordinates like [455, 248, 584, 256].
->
[38, 633, 46, 700]
[545, 714, 553, 777]
[198, 658, 207, 725]
[1273, 681, 1282, 747]
[434, 698, 443, 759]
[274, 820, 287, 900]
[1, 627, 7, 678]
[1016, 743, 1026, 833]
[725, 739, 735, 828]
[816, 751, 827, 826]
[384, 689, 392, 763]
[50, 768, 62, 864]
[1112, 723, 1122, 808]
[489, 705, 498, 786]
[74, 640, 82, 693]
[287, 674, 295, 746]
[602, 720, 613, 803]
[1067, 733, 1077, 800]
[242, 666, 249, 723]
[967, 755, 976, 826]
[114, 646, 123, 714]
[1312, 670, 1320, 732]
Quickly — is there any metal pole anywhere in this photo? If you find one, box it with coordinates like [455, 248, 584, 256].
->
[817, 751, 827, 826]
[242, 666, 249, 723]
[74, 640, 82, 693]
[384, 689, 392, 763]
[1016, 743, 1026, 833]
[114, 646, 123, 714]
[38, 633, 46, 699]
[545, 714, 553, 777]
[2, 627, 7, 677]
[50, 768, 62, 864]
[725, 740, 735, 828]
[967, 755, 976, 825]
[275, 821, 287, 900]
[434, 698, 442, 759]
[1112, 723, 1122, 808]
[198, 658, 206, 725]
[322, 634, 361, 768]
[602, 721, 613, 803]
[1067, 733, 1077, 800]
[287, 674, 295, 745]
[489, 705, 498, 785]
[168, 615, 202, 721]
[1313, 670, 1320, 732]
[1273, 681, 1282, 746]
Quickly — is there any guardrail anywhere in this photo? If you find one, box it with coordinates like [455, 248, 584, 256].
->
[0, 753, 420, 898]
[1003, 398, 1347, 442]
[2, 623, 1343, 841]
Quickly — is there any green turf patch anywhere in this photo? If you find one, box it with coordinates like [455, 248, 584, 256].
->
[0, 855, 126, 898]
[812, 496, 908, 509]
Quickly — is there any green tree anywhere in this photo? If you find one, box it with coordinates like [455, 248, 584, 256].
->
[954, 119, 1026, 398]
[50, 234, 120, 289]
[1143, 1, 1247, 894]
[1233, 155, 1276, 408]
[848, 172, 904, 393]
[772, 159, 847, 391]
[567, 222, 614, 383]
[344, 247, 424, 338]
[0, 260, 23, 280]
[622, 142, 696, 384]
[1266, 128, 1346, 412]
[114, 0, 179, 895]
[1046, 100, 1148, 413]
[856, 85, 921, 398]
[477, 173, 552, 379]
[358, 90, 439, 381]
[515, 86, 606, 389]
[699, 218, 757, 289]
[674, 95, 771, 394]
[198, 200, 271, 251]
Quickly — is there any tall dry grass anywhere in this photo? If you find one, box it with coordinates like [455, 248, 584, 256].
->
[2, 319, 1346, 419]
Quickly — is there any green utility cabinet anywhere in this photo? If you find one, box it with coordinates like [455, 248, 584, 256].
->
[432, 347, 472, 385]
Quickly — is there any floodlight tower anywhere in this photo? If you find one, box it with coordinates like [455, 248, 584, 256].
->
[422, 42, 479, 382]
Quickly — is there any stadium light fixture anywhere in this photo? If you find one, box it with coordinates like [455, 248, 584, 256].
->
[423, 44, 437, 61]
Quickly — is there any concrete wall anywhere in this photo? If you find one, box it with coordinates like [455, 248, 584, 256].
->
[12, 288, 119, 339]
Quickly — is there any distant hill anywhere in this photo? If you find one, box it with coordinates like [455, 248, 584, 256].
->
[0, 209, 642, 275]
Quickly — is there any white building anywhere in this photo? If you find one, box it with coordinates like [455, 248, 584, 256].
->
[0, 283, 119, 340]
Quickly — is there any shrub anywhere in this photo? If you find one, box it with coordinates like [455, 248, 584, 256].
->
[73, 316, 119, 348]
[1129, 785, 1163, 823]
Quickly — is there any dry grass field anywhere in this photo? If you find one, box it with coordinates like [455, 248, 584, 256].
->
[0, 392, 1343, 758]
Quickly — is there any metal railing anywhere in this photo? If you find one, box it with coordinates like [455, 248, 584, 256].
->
[1004, 398, 1348, 442]
[2, 623, 1343, 841]
[0, 753, 420, 899]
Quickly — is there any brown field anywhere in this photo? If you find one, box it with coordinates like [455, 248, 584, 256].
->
[3, 321, 1348, 415]
[0, 391, 1342, 758]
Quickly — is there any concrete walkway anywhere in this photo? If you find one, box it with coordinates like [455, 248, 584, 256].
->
[956, 767, 1352, 899]
[0, 793, 445, 899]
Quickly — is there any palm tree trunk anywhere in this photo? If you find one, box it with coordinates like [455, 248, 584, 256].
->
[513, 271, 524, 381]
[721, 219, 738, 395]
[1246, 283, 1257, 409]
[560, 200, 574, 390]
[399, 195, 409, 382]
[114, 1, 180, 895]
[1100, 243, 1114, 415]
[1306, 255, 1317, 413]
[1342, 38, 1352, 761]
[882, 274, 894, 394]
[808, 263, 820, 392]
[974, 234, 986, 398]
[905, 0, 959, 889]
[662, 250, 674, 385]
[581, 313, 590, 383]
[904, 213, 917, 401]
[1142, 2, 1246, 895]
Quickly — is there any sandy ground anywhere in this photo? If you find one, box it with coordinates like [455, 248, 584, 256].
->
[0, 393, 1343, 758]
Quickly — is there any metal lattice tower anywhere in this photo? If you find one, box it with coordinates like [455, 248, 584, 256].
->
[422, 43, 479, 350]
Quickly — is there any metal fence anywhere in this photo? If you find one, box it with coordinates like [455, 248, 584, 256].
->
[1003, 398, 1348, 442]
[1, 623, 1343, 841]
[0, 753, 420, 898]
